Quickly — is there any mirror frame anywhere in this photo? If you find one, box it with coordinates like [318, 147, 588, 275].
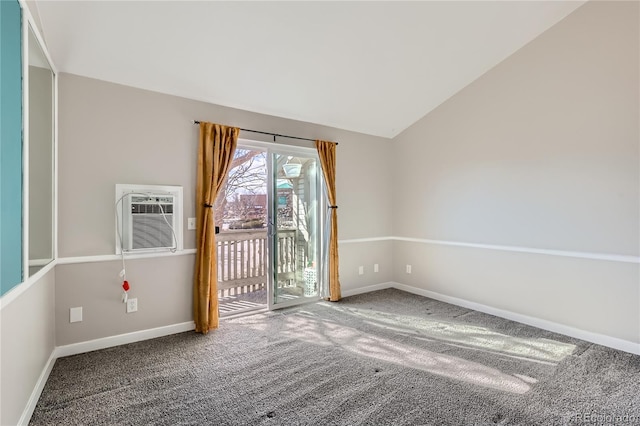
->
[22, 6, 58, 282]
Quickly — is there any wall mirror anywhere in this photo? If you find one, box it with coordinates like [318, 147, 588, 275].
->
[28, 25, 55, 276]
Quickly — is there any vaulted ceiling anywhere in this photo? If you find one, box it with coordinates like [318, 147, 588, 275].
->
[33, 1, 585, 138]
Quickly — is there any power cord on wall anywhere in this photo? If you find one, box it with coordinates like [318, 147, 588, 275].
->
[114, 191, 179, 303]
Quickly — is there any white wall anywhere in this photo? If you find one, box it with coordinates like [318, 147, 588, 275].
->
[391, 1, 639, 346]
[0, 269, 56, 425]
[55, 73, 393, 345]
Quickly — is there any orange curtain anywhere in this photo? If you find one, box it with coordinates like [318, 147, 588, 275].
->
[315, 140, 341, 302]
[194, 122, 238, 333]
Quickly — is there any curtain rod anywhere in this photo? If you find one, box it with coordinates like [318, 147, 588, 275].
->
[192, 120, 337, 145]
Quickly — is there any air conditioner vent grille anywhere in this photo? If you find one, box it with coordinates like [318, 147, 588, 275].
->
[131, 214, 174, 250]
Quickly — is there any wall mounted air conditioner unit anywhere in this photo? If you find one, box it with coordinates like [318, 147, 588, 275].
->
[115, 184, 183, 254]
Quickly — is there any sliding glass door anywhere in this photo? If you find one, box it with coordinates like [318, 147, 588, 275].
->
[216, 141, 324, 315]
[268, 148, 323, 309]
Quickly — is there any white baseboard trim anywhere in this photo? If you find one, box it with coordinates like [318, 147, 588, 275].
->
[342, 282, 395, 298]
[391, 282, 640, 356]
[18, 351, 56, 426]
[54, 321, 196, 358]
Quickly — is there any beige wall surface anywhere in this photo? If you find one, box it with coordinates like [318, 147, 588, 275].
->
[391, 1, 639, 344]
[58, 73, 392, 257]
[392, 1, 638, 256]
[56, 73, 393, 344]
[55, 256, 195, 346]
[0, 270, 55, 426]
[339, 240, 394, 293]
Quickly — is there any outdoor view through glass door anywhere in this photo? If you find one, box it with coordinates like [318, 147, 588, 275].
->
[270, 151, 321, 308]
[215, 142, 323, 316]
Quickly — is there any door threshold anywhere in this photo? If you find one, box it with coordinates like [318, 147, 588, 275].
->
[221, 296, 324, 320]
[220, 306, 269, 320]
[270, 296, 322, 311]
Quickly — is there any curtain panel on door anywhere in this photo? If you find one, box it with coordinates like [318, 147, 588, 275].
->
[315, 140, 341, 302]
[194, 122, 238, 333]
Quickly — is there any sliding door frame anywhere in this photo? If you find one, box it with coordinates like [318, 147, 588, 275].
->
[237, 138, 326, 311]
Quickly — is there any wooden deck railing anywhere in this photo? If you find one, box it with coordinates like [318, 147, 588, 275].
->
[216, 229, 297, 298]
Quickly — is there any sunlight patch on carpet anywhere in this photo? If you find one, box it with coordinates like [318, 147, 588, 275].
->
[319, 304, 575, 364]
[280, 314, 532, 394]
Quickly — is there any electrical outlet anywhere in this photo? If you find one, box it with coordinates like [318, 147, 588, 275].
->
[187, 217, 196, 230]
[406, 264, 412, 274]
[70, 307, 83, 323]
[126, 298, 138, 313]
[358, 266, 364, 275]
[374, 264, 379, 273]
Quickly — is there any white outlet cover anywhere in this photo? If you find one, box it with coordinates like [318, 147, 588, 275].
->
[358, 266, 364, 275]
[70, 307, 83, 323]
[127, 298, 138, 313]
[187, 217, 196, 230]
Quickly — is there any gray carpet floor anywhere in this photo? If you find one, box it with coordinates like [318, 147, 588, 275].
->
[31, 289, 640, 425]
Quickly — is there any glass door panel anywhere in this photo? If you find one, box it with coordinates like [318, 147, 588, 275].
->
[270, 151, 321, 307]
[215, 147, 269, 316]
